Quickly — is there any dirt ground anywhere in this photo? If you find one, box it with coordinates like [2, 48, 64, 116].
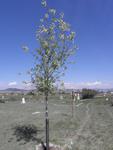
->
[0, 96, 113, 150]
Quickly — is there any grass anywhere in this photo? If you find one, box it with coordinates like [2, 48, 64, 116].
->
[0, 94, 113, 149]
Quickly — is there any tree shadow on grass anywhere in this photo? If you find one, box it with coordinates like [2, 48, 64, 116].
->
[12, 124, 42, 144]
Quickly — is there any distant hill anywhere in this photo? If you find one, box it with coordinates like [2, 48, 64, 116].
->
[0, 88, 28, 93]
[0, 87, 113, 94]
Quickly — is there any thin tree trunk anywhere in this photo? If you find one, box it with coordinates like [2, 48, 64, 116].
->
[71, 92, 74, 118]
[45, 92, 49, 150]
[72, 100, 74, 118]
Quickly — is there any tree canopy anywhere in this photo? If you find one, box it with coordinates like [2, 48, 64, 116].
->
[24, 0, 76, 94]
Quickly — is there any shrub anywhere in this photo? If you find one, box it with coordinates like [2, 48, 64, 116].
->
[27, 91, 35, 96]
[82, 88, 97, 99]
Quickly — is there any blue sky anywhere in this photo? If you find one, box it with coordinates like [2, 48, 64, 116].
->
[0, 0, 113, 89]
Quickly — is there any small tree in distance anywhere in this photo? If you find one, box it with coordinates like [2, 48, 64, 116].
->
[23, 0, 76, 149]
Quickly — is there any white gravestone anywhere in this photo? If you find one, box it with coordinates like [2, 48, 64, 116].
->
[21, 97, 26, 104]
[106, 98, 109, 101]
[60, 95, 63, 100]
[2, 96, 4, 99]
[74, 93, 77, 102]
[77, 93, 80, 100]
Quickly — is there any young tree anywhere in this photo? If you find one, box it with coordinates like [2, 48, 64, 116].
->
[23, 0, 76, 149]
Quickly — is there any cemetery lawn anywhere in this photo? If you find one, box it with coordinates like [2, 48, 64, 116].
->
[0, 96, 113, 150]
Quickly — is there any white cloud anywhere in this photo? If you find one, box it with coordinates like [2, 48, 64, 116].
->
[64, 81, 113, 89]
[25, 82, 32, 87]
[21, 81, 35, 90]
[81, 81, 102, 86]
[0, 80, 112, 90]
[8, 81, 17, 86]
[64, 82, 77, 89]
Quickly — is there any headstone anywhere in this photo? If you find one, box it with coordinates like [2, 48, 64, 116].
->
[74, 93, 77, 102]
[32, 112, 40, 115]
[104, 93, 106, 97]
[77, 93, 80, 100]
[36, 145, 40, 150]
[106, 98, 109, 101]
[2, 96, 4, 99]
[21, 97, 26, 104]
[60, 95, 63, 100]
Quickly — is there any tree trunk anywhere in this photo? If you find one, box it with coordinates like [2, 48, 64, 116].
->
[45, 92, 49, 150]
[72, 100, 74, 118]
